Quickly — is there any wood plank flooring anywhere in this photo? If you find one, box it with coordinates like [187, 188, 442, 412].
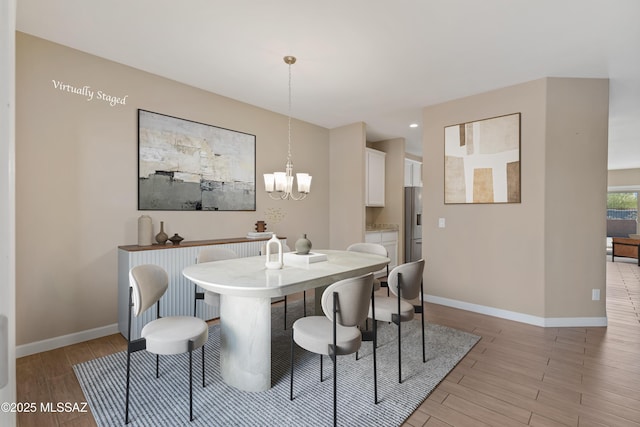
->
[16, 260, 640, 426]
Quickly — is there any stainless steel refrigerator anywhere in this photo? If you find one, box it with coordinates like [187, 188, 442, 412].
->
[404, 187, 422, 262]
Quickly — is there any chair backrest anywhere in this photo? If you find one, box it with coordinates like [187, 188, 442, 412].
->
[387, 259, 425, 300]
[129, 264, 169, 317]
[197, 247, 238, 264]
[321, 273, 374, 327]
[346, 242, 387, 258]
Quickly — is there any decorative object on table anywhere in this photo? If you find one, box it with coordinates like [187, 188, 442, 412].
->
[169, 233, 184, 245]
[444, 112, 521, 204]
[283, 251, 327, 265]
[263, 56, 312, 201]
[295, 234, 312, 255]
[155, 221, 168, 244]
[255, 220, 267, 232]
[264, 234, 283, 270]
[138, 109, 256, 211]
[137, 215, 153, 246]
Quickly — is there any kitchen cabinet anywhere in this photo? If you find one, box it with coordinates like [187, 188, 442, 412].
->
[365, 229, 398, 277]
[366, 148, 386, 206]
[404, 158, 422, 187]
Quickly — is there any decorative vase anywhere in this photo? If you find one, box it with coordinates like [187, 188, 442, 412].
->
[155, 221, 168, 245]
[137, 215, 153, 246]
[295, 234, 312, 255]
[265, 234, 283, 270]
[169, 233, 184, 245]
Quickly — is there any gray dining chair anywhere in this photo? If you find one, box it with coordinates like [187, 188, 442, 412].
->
[289, 273, 377, 427]
[126, 264, 208, 423]
[369, 258, 425, 383]
[193, 247, 238, 317]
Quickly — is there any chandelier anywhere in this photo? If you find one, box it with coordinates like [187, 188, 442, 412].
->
[263, 56, 312, 200]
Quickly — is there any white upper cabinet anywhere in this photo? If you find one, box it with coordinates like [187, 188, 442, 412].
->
[404, 158, 422, 187]
[366, 148, 386, 207]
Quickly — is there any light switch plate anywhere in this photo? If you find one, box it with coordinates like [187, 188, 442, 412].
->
[438, 218, 446, 228]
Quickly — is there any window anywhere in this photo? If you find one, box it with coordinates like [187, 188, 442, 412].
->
[607, 192, 638, 238]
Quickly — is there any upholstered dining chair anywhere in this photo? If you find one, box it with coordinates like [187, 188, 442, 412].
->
[289, 273, 377, 427]
[346, 242, 387, 357]
[126, 264, 208, 423]
[369, 258, 425, 383]
[193, 247, 238, 317]
[346, 242, 388, 292]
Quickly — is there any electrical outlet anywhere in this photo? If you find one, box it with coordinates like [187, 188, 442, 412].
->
[592, 289, 600, 301]
[438, 218, 446, 228]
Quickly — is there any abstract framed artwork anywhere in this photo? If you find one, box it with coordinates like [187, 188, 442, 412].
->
[138, 109, 256, 211]
[444, 113, 521, 204]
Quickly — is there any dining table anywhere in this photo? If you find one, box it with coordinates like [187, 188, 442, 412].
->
[182, 249, 389, 392]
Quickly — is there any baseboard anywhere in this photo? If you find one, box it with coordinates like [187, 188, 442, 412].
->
[16, 323, 119, 358]
[425, 295, 608, 328]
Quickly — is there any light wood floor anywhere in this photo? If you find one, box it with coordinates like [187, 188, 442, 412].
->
[16, 260, 640, 426]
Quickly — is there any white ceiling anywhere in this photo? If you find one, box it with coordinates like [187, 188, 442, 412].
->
[16, 0, 640, 170]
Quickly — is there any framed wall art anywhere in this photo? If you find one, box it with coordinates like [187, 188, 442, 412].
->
[138, 109, 256, 211]
[444, 113, 521, 204]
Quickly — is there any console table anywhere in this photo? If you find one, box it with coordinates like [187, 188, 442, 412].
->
[611, 237, 640, 266]
[118, 236, 286, 339]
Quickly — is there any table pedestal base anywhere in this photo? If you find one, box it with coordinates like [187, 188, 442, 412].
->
[219, 294, 271, 392]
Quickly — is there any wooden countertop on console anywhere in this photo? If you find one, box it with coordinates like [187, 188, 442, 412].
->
[119, 236, 286, 252]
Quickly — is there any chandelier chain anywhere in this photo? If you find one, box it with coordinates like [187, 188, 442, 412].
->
[287, 61, 292, 162]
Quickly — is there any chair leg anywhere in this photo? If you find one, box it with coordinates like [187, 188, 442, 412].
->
[333, 351, 337, 427]
[397, 274, 403, 384]
[189, 346, 193, 422]
[421, 310, 426, 363]
[156, 354, 159, 378]
[332, 291, 338, 427]
[371, 291, 378, 404]
[398, 318, 402, 384]
[290, 332, 295, 400]
[320, 354, 324, 382]
[202, 345, 206, 387]
[193, 284, 197, 317]
[284, 295, 288, 330]
[421, 280, 426, 363]
[303, 291, 307, 317]
[125, 350, 132, 424]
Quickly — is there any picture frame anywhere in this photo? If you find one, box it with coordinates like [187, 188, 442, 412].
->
[138, 109, 256, 211]
[444, 113, 521, 204]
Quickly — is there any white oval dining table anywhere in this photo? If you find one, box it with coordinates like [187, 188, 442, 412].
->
[182, 249, 389, 392]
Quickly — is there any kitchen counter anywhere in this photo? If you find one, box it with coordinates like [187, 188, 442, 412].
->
[366, 223, 399, 232]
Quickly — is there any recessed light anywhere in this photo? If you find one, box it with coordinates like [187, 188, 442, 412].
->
[409, 123, 419, 128]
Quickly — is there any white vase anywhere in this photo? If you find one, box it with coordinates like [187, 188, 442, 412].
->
[137, 215, 153, 246]
[265, 234, 283, 270]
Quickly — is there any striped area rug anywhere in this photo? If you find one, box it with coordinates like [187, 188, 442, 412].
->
[74, 299, 479, 426]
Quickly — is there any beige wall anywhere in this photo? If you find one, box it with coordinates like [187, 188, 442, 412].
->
[608, 168, 640, 187]
[329, 123, 366, 249]
[423, 77, 608, 322]
[544, 78, 609, 318]
[15, 33, 331, 346]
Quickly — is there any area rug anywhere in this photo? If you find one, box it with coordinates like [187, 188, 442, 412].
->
[74, 299, 479, 426]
